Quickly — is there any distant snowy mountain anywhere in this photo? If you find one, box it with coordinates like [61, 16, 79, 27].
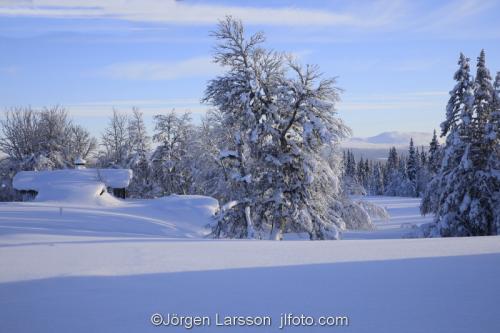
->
[340, 131, 442, 160]
[342, 131, 436, 149]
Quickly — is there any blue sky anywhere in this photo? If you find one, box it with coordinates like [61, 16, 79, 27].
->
[1, 0, 500, 137]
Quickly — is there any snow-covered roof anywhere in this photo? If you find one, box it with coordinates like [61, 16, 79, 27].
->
[13, 168, 133, 191]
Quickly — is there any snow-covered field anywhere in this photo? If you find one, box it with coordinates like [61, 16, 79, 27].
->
[1, 195, 499, 332]
[343, 196, 434, 239]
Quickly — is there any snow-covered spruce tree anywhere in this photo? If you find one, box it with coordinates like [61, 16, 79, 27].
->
[415, 146, 430, 197]
[369, 162, 385, 195]
[384, 147, 401, 195]
[383, 146, 398, 188]
[422, 51, 499, 236]
[151, 110, 194, 196]
[464, 50, 498, 235]
[383, 145, 416, 197]
[491, 72, 500, 232]
[356, 157, 370, 190]
[421, 54, 472, 218]
[204, 17, 358, 240]
[420, 130, 442, 214]
[406, 138, 418, 195]
[428, 130, 441, 174]
[342, 149, 365, 195]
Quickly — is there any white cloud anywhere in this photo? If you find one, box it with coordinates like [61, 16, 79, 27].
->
[62, 98, 209, 117]
[415, 0, 496, 32]
[1, 0, 495, 38]
[0, 0, 398, 28]
[101, 56, 221, 81]
[339, 90, 447, 112]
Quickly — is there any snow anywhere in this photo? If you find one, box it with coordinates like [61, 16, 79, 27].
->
[14, 168, 133, 191]
[13, 169, 133, 204]
[343, 196, 433, 239]
[1, 195, 499, 332]
[342, 131, 445, 149]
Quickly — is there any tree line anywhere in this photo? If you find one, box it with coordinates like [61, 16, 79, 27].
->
[1, 19, 498, 238]
[342, 132, 441, 197]
[1, 17, 385, 240]
[342, 50, 500, 237]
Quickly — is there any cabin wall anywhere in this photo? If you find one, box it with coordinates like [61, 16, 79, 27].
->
[111, 188, 127, 199]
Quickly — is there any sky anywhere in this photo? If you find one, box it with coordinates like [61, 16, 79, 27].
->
[1, 0, 500, 138]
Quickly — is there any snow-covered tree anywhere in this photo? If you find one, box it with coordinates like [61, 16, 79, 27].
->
[427, 129, 441, 174]
[67, 124, 97, 163]
[204, 17, 363, 240]
[189, 110, 234, 201]
[0, 107, 42, 169]
[422, 51, 499, 236]
[368, 162, 384, 195]
[464, 50, 498, 235]
[151, 110, 194, 196]
[127, 108, 150, 160]
[406, 138, 417, 194]
[98, 110, 130, 168]
[491, 72, 500, 232]
[357, 157, 369, 189]
[342, 150, 365, 194]
[384, 147, 398, 184]
[421, 54, 473, 218]
[126, 108, 153, 198]
[0, 106, 97, 200]
[1, 106, 96, 171]
[415, 146, 430, 197]
[384, 147, 401, 195]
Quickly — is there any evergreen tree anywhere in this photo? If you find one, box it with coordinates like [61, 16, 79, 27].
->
[407, 138, 417, 193]
[386, 147, 398, 174]
[346, 150, 356, 178]
[357, 157, 366, 187]
[464, 50, 498, 235]
[419, 146, 427, 166]
[491, 72, 500, 233]
[369, 162, 384, 195]
[428, 129, 441, 174]
[384, 147, 402, 195]
[422, 51, 499, 236]
[421, 54, 473, 218]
